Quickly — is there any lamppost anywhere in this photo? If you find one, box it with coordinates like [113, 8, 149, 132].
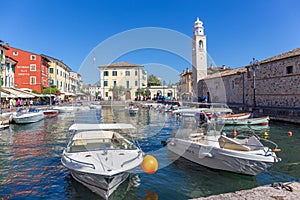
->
[250, 58, 259, 107]
[49, 78, 52, 106]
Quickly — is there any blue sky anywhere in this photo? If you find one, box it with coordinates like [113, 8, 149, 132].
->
[1, 0, 300, 84]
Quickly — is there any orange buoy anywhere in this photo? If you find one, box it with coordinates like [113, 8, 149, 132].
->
[272, 148, 281, 152]
[142, 155, 158, 174]
[232, 129, 237, 137]
[288, 131, 293, 136]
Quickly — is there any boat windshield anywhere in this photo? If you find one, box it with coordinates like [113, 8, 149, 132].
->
[67, 137, 137, 153]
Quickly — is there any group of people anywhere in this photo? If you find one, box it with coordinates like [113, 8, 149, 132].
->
[8, 98, 34, 110]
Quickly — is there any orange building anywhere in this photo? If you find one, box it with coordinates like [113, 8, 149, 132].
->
[5, 44, 50, 93]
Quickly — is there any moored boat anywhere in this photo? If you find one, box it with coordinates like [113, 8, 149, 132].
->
[42, 109, 59, 118]
[217, 116, 270, 125]
[61, 123, 144, 199]
[128, 103, 139, 115]
[168, 128, 280, 175]
[12, 108, 44, 124]
[52, 105, 78, 113]
[218, 112, 252, 120]
[89, 103, 102, 110]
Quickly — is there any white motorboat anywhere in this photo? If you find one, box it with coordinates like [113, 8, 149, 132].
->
[52, 105, 78, 113]
[61, 123, 144, 199]
[173, 107, 209, 117]
[129, 105, 139, 114]
[89, 103, 102, 110]
[12, 108, 44, 124]
[168, 124, 281, 175]
[174, 103, 232, 117]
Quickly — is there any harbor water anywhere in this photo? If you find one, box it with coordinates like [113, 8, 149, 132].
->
[0, 106, 299, 199]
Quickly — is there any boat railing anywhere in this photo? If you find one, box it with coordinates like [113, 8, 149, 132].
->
[121, 150, 142, 167]
[63, 153, 95, 169]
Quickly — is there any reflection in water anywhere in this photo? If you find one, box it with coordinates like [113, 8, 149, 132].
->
[0, 106, 299, 200]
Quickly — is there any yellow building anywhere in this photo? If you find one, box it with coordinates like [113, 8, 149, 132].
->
[98, 62, 147, 100]
[177, 67, 193, 101]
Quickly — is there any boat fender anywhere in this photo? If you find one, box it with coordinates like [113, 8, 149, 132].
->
[169, 142, 176, 146]
[200, 152, 213, 158]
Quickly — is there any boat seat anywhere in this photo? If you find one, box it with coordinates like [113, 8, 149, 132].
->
[218, 135, 251, 151]
[74, 140, 86, 146]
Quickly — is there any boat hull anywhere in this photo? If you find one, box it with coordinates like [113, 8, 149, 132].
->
[217, 116, 270, 125]
[52, 106, 78, 113]
[43, 110, 59, 118]
[13, 113, 44, 124]
[168, 138, 278, 175]
[70, 170, 129, 199]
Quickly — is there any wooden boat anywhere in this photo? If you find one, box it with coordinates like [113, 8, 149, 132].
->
[218, 112, 252, 120]
[217, 116, 270, 125]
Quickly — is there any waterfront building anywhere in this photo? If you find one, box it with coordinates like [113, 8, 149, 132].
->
[69, 71, 82, 94]
[1, 42, 17, 88]
[98, 62, 147, 100]
[2, 56, 17, 88]
[199, 48, 300, 108]
[86, 84, 101, 100]
[192, 17, 207, 99]
[177, 67, 193, 101]
[5, 44, 50, 93]
[148, 85, 178, 101]
[42, 55, 73, 94]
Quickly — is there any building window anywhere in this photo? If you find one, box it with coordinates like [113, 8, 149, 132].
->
[49, 68, 54, 73]
[104, 81, 108, 86]
[286, 66, 293, 74]
[113, 80, 117, 86]
[30, 55, 36, 60]
[104, 71, 109, 76]
[13, 51, 18, 56]
[30, 64, 36, 71]
[135, 70, 138, 76]
[30, 76, 36, 85]
[125, 71, 130, 76]
[112, 71, 117, 76]
[199, 40, 203, 49]
[56, 69, 59, 75]
[126, 80, 130, 88]
[105, 92, 108, 97]
[135, 80, 138, 86]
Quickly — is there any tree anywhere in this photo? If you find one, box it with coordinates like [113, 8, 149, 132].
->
[144, 88, 151, 98]
[42, 85, 60, 94]
[112, 85, 126, 100]
[147, 74, 161, 87]
[136, 88, 144, 97]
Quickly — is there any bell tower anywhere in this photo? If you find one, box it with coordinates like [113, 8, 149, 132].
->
[192, 17, 207, 99]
